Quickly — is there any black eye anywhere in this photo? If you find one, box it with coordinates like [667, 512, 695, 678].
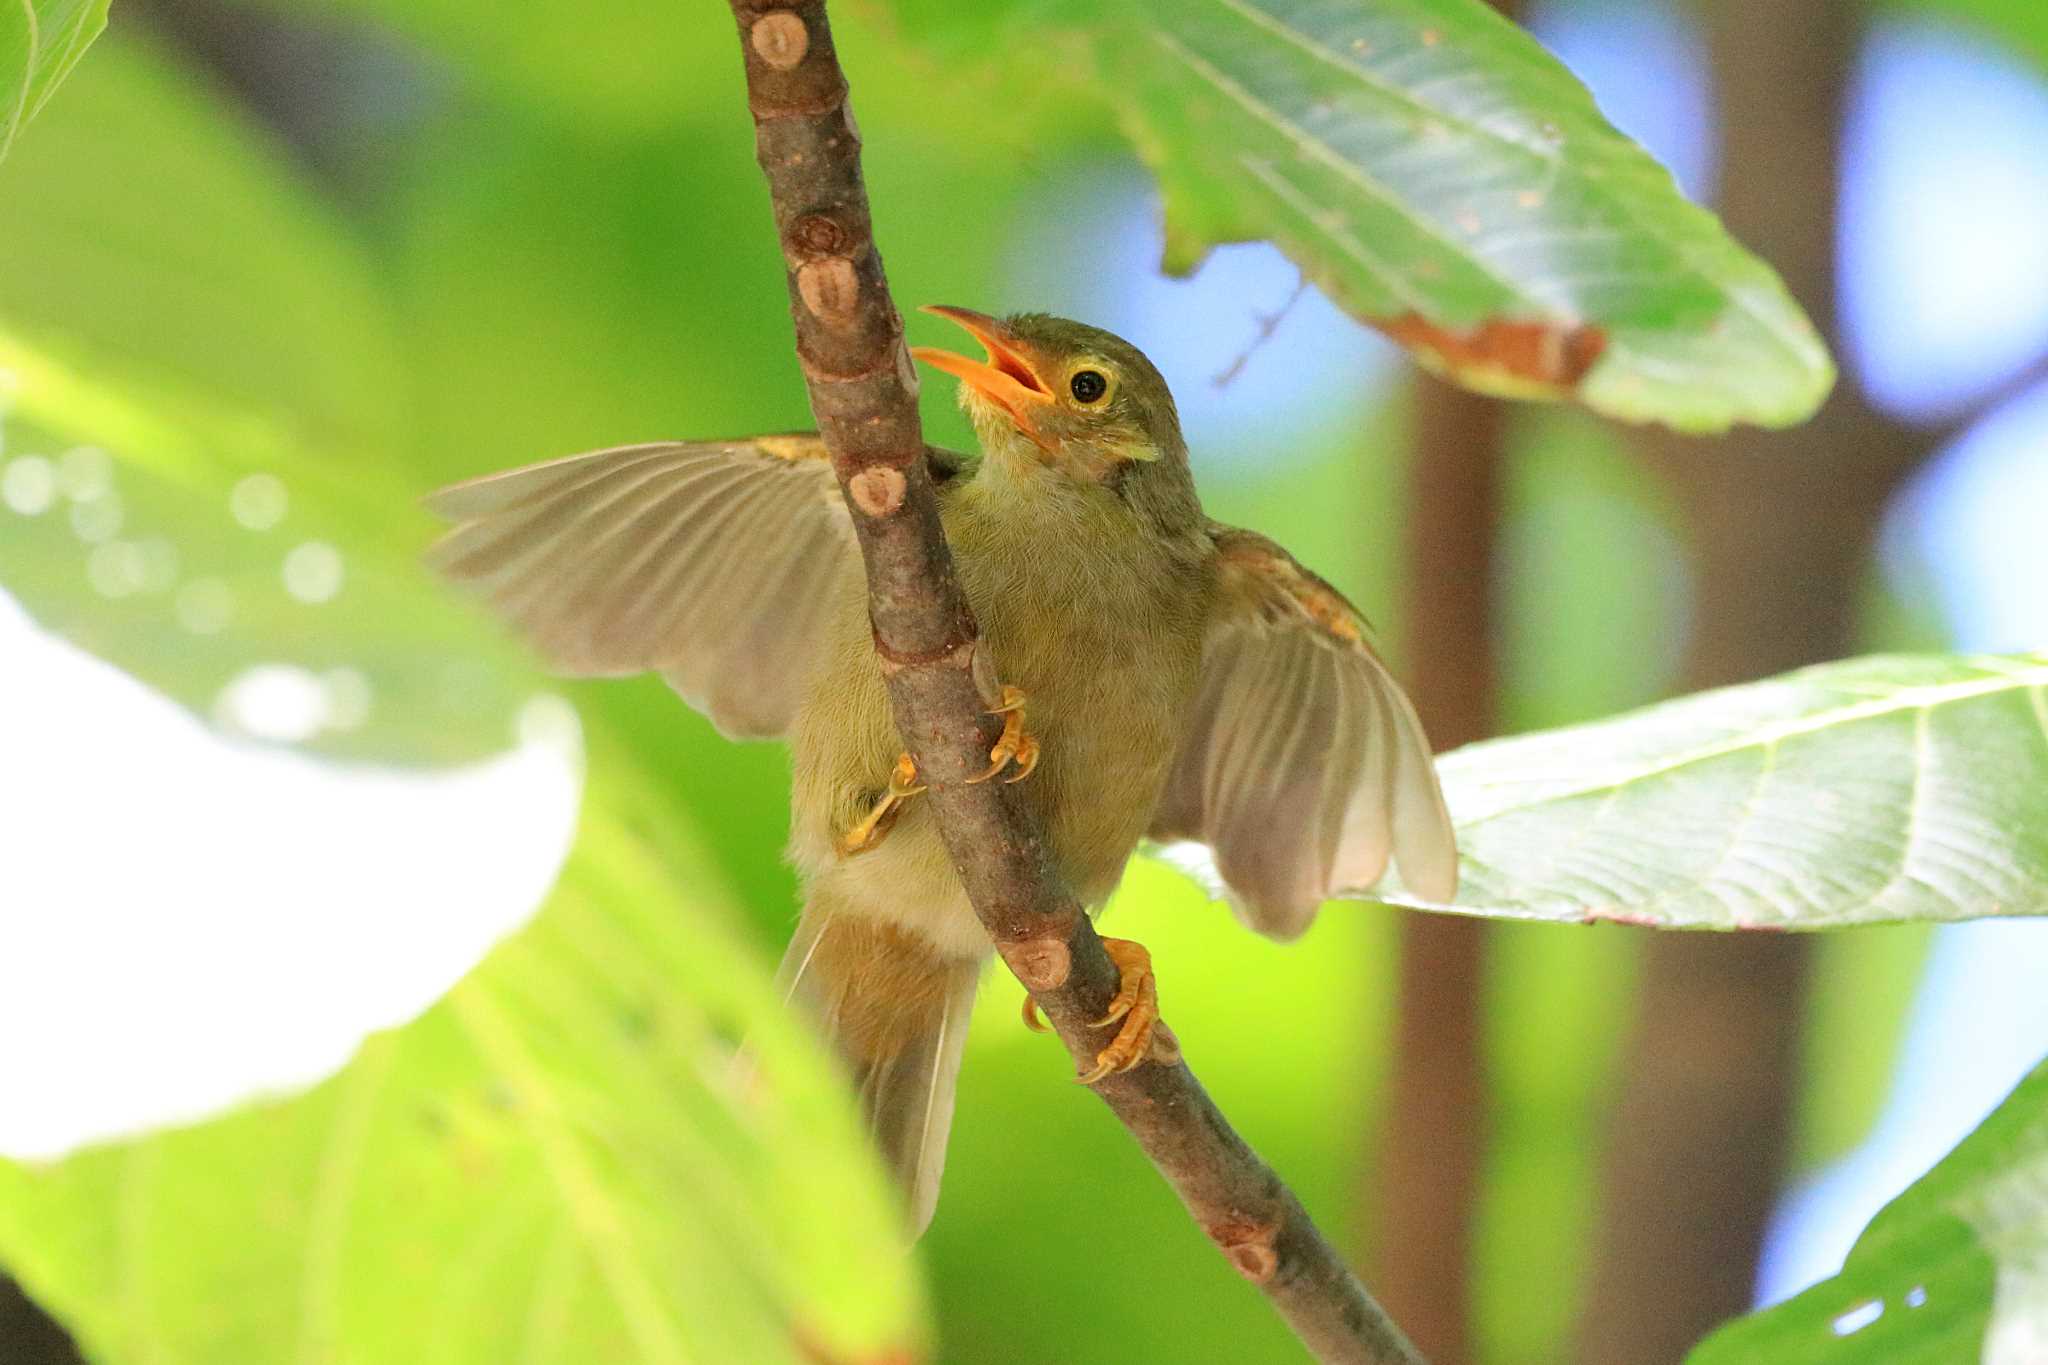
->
[1069, 369, 1108, 403]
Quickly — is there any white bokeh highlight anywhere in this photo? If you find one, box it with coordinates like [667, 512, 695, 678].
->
[0, 589, 582, 1160]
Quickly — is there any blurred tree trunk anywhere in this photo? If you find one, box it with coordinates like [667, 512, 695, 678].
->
[1576, 3, 1936, 1361]
[1365, 4, 1524, 1357]
[0, 1272, 82, 1365]
[1370, 374, 1509, 1365]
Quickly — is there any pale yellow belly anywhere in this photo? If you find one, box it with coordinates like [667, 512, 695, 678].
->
[786, 483, 1211, 961]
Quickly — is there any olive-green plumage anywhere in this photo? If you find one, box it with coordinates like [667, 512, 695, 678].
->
[426, 309, 1456, 1236]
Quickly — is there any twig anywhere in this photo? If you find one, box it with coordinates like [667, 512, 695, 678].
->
[724, 5, 1424, 1362]
[1212, 275, 1310, 389]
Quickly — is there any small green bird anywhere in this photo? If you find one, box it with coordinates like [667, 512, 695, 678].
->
[428, 307, 1456, 1233]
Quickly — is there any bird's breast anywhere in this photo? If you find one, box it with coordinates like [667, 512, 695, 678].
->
[945, 487, 1213, 904]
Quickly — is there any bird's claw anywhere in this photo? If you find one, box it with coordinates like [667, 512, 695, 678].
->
[1019, 939, 1177, 1080]
[1076, 938, 1169, 1084]
[837, 752, 925, 857]
[967, 685, 1040, 785]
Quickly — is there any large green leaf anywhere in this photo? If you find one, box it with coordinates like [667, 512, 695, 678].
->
[0, 282, 927, 1363]
[0, 31, 405, 454]
[877, 0, 1832, 431]
[0, 31, 493, 764]
[0, 0, 106, 164]
[1688, 1057, 2048, 1364]
[0, 769, 929, 1365]
[1369, 654, 2048, 928]
[0, 327, 533, 765]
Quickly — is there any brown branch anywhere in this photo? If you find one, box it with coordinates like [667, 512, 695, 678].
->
[724, 5, 1423, 1362]
[1924, 342, 2048, 452]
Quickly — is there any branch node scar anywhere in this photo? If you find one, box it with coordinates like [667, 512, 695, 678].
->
[847, 465, 905, 517]
[1207, 1220, 1281, 1284]
[749, 12, 809, 69]
[797, 257, 862, 326]
[790, 212, 846, 255]
[1006, 937, 1072, 993]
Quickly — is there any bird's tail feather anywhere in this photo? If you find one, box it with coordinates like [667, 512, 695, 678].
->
[779, 907, 982, 1237]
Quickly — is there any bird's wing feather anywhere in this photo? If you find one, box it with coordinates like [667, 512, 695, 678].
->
[426, 437, 971, 739]
[1150, 526, 1457, 937]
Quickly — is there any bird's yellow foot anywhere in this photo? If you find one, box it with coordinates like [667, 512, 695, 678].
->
[1079, 937, 1164, 1084]
[1018, 940, 1176, 1078]
[967, 684, 1040, 785]
[837, 752, 925, 857]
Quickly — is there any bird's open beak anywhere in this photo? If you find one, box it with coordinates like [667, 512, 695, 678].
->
[911, 306, 1054, 446]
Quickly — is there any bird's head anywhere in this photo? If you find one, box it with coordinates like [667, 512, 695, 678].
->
[911, 307, 1189, 487]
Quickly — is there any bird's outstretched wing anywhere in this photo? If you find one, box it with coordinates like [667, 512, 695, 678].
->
[426, 437, 970, 739]
[1149, 526, 1457, 938]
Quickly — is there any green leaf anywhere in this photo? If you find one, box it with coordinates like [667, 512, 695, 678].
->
[1899, 0, 2048, 72]
[1383, 653, 2048, 929]
[0, 0, 107, 163]
[0, 249, 925, 1360]
[1687, 1056, 2048, 1364]
[880, 0, 1834, 430]
[0, 328, 535, 765]
[0, 770, 930, 1365]
[0, 30, 406, 453]
[0, 32, 492, 765]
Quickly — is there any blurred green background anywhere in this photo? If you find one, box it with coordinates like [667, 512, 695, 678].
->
[4, 1, 2048, 1362]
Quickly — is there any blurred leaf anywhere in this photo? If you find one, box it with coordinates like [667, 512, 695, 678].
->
[223, 0, 730, 131]
[0, 328, 534, 765]
[0, 30, 530, 765]
[1901, 0, 2048, 70]
[0, 31, 405, 452]
[0, 0, 106, 163]
[1500, 407, 1689, 731]
[878, 0, 1833, 430]
[0, 769, 929, 1365]
[1400, 653, 2048, 927]
[1687, 1057, 2048, 1364]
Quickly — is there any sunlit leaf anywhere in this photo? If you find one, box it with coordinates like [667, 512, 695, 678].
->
[0, 32, 405, 452]
[1687, 1057, 2048, 1364]
[0, 768, 930, 1365]
[877, 0, 1834, 430]
[0, 313, 930, 1359]
[0, 329, 534, 765]
[0, 30, 515, 765]
[1403, 653, 2048, 928]
[0, 0, 107, 163]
